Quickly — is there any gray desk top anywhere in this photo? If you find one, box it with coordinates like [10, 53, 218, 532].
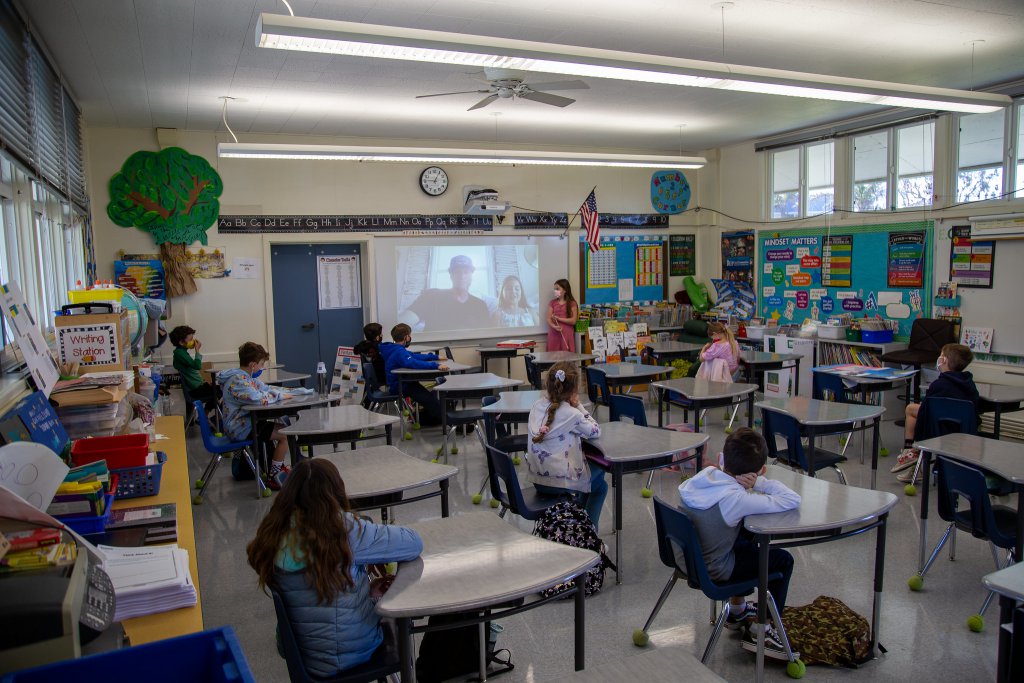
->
[652, 377, 758, 400]
[914, 433, 1024, 484]
[756, 396, 885, 424]
[259, 369, 311, 385]
[977, 382, 1024, 404]
[433, 372, 523, 392]
[645, 341, 704, 354]
[476, 345, 532, 354]
[982, 562, 1024, 602]
[740, 350, 803, 365]
[529, 351, 598, 364]
[813, 366, 917, 385]
[591, 363, 670, 380]
[241, 393, 334, 413]
[207, 360, 283, 371]
[319, 445, 457, 498]
[551, 647, 726, 683]
[279, 405, 399, 436]
[742, 466, 897, 535]
[392, 362, 472, 376]
[376, 512, 599, 618]
[405, 345, 442, 355]
[480, 390, 591, 414]
[585, 421, 708, 463]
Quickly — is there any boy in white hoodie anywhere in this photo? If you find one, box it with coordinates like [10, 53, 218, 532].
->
[678, 427, 801, 659]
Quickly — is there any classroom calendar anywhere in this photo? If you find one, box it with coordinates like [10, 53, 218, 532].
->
[587, 245, 617, 288]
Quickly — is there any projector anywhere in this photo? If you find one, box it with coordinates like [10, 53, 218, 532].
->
[463, 185, 511, 215]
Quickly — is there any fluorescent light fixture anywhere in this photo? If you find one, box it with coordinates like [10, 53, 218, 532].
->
[256, 13, 1010, 114]
[217, 142, 707, 169]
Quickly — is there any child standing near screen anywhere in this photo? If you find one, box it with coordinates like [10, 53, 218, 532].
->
[547, 279, 578, 352]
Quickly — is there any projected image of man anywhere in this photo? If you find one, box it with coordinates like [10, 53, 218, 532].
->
[399, 255, 489, 331]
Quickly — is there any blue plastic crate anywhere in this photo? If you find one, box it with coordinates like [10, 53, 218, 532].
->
[2, 627, 255, 683]
[55, 492, 115, 535]
[861, 329, 894, 344]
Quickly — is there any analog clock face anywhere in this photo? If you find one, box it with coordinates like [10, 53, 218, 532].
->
[420, 166, 449, 196]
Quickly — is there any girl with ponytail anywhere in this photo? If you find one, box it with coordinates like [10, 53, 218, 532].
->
[526, 361, 607, 529]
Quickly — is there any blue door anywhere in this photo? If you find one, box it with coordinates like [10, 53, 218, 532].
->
[270, 243, 365, 376]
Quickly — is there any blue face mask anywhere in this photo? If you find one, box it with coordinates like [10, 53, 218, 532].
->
[252, 368, 263, 378]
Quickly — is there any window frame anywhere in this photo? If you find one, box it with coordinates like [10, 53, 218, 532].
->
[955, 103, 1024, 204]
[849, 120, 936, 212]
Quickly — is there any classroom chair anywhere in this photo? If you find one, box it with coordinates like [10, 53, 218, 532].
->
[879, 318, 956, 404]
[636, 497, 798, 667]
[480, 395, 528, 456]
[524, 354, 543, 390]
[584, 365, 611, 420]
[361, 362, 406, 441]
[609, 394, 661, 497]
[761, 407, 848, 484]
[191, 400, 269, 503]
[484, 442, 563, 521]
[903, 396, 978, 489]
[443, 345, 479, 373]
[271, 589, 400, 683]
[434, 377, 486, 460]
[908, 456, 1016, 632]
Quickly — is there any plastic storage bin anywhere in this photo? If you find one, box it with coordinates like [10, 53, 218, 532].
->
[67, 288, 124, 305]
[113, 451, 167, 499]
[845, 328, 861, 342]
[861, 329, 894, 343]
[817, 325, 847, 340]
[71, 433, 150, 469]
[55, 493, 115, 535]
[0, 626, 255, 683]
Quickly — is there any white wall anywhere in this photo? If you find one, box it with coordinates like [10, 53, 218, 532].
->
[85, 128, 708, 364]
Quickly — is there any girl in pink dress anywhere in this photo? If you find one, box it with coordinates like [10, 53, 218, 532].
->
[546, 279, 578, 352]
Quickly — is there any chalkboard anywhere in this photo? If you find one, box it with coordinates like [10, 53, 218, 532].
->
[579, 235, 669, 304]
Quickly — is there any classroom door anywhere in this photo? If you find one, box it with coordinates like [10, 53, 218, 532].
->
[270, 243, 365, 376]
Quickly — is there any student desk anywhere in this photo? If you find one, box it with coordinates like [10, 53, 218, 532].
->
[643, 341, 704, 364]
[529, 350, 598, 370]
[391, 362, 472, 415]
[740, 350, 804, 395]
[476, 345, 530, 376]
[550, 647, 726, 682]
[116, 416, 203, 644]
[279, 405, 400, 464]
[977, 383, 1024, 440]
[405, 344, 442, 355]
[982, 562, 1024, 683]
[377, 512, 600, 682]
[756, 396, 885, 488]
[590, 362, 670, 394]
[434, 373, 523, 451]
[480, 390, 591, 445]
[583, 422, 709, 583]
[258, 368, 310, 387]
[242, 393, 336, 494]
[205, 360, 283, 372]
[744, 466, 897, 683]
[812, 366, 917, 413]
[318, 445, 457, 523]
[651, 377, 757, 430]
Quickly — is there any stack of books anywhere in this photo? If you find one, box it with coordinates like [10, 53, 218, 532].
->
[107, 502, 177, 545]
[100, 544, 197, 620]
[0, 528, 77, 572]
[50, 372, 132, 439]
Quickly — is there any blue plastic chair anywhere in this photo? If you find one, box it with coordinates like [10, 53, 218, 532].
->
[271, 588, 400, 683]
[585, 365, 610, 420]
[636, 497, 796, 666]
[609, 393, 648, 426]
[524, 354, 543, 390]
[192, 400, 268, 503]
[905, 397, 979, 486]
[484, 443, 563, 521]
[361, 362, 405, 440]
[910, 456, 1016, 630]
[761, 408, 847, 484]
[812, 371, 855, 403]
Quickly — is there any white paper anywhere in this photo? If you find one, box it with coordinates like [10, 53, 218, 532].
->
[0, 442, 69, 510]
[1, 281, 61, 397]
[231, 257, 261, 279]
[618, 278, 634, 301]
[877, 291, 903, 306]
[317, 255, 361, 310]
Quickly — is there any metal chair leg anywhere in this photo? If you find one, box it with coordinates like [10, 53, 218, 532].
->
[918, 522, 955, 577]
[725, 403, 740, 430]
[765, 591, 799, 662]
[833, 465, 848, 486]
[701, 601, 731, 664]
[640, 572, 679, 634]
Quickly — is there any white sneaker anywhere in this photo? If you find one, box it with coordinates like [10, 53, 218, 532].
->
[897, 467, 921, 484]
[890, 448, 919, 473]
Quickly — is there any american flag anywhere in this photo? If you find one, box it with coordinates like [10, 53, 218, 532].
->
[579, 189, 600, 253]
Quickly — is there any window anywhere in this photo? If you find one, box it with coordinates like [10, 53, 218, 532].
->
[1016, 104, 1024, 198]
[897, 123, 935, 208]
[770, 148, 801, 219]
[957, 110, 1005, 203]
[851, 121, 935, 211]
[770, 142, 834, 219]
[805, 142, 834, 215]
[852, 132, 888, 211]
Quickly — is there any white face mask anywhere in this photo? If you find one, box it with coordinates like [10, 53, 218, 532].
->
[554, 290, 562, 299]
[936, 357, 944, 370]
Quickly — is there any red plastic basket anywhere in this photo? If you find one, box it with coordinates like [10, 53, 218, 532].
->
[71, 433, 149, 469]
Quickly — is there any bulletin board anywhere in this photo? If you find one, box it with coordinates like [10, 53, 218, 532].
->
[757, 221, 934, 340]
[579, 235, 669, 304]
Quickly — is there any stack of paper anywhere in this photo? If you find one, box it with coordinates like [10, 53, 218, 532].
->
[100, 544, 196, 620]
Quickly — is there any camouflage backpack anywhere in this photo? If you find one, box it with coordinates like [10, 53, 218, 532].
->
[782, 596, 880, 667]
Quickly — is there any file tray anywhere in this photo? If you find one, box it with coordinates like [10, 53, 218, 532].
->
[71, 433, 150, 469]
[56, 493, 115, 535]
[113, 451, 167, 499]
[1, 626, 255, 683]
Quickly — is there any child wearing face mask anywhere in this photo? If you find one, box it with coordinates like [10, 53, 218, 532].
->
[891, 343, 980, 483]
[695, 321, 740, 382]
[218, 341, 298, 490]
[170, 325, 218, 413]
[378, 323, 447, 427]
[546, 279, 578, 352]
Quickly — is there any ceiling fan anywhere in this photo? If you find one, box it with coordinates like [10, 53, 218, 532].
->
[416, 67, 589, 111]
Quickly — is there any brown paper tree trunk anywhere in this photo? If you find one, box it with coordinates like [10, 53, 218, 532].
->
[160, 242, 198, 297]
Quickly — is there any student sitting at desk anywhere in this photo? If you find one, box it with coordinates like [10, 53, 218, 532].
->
[218, 342, 301, 490]
[679, 428, 801, 660]
[354, 323, 386, 391]
[169, 325, 217, 414]
[247, 458, 423, 677]
[379, 323, 447, 427]
[696, 321, 740, 381]
[891, 343, 980, 484]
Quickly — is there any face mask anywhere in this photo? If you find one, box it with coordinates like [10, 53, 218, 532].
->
[403, 338, 412, 348]
[718, 452, 725, 470]
[936, 358, 944, 370]
[554, 290, 562, 298]
[252, 368, 263, 378]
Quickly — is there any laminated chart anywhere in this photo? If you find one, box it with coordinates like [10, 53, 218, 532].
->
[587, 244, 617, 288]
[822, 236, 852, 287]
[634, 242, 663, 288]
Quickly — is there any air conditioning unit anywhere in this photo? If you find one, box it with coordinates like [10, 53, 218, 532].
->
[969, 213, 1024, 240]
[463, 185, 511, 216]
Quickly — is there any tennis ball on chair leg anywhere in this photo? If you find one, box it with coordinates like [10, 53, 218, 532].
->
[904, 483, 917, 496]
[489, 499, 499, 508]
[907, 575, 924, 591]
[471, 493, 482, 505]
[403, 432, 413, 441]
[631, 629, 649, 647]
[786, 659, 807, 679]
[967, 615, 984, 632]
[880, 447, 890, 457]
[641, 488, 653, 498]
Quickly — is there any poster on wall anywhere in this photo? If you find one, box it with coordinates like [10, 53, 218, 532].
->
[669, 234, 696, 276]
[634, 241, 663, 287]
[115, 260, 166, 299]
[317, 255, 361, 310]
[949, 225, 994, 288]
[0, 282, 60, 397]
[887, 231, 926, 287]
[185, 247, 227, 279]
[722, 230, 754, 286]
[822, 235, 853, 287]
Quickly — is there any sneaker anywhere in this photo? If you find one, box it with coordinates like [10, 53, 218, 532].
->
[266, 475, 282, 491]
[890, 448, 920, 473]
[741, 623, 795, 661]
[725, 602, 757, 630]
[897, 467, 921, 484]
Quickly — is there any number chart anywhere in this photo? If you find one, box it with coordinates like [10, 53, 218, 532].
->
[580, 235, 669, 304]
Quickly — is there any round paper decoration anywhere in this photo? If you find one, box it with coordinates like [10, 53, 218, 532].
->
[650, 170, 691, 214]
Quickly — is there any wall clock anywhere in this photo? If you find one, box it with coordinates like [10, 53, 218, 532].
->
[419, 166, 449, 196]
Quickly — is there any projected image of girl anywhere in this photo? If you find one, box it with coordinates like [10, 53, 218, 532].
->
[492, 275, 538, 328]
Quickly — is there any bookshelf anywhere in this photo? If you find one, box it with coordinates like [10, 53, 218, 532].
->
[817, 339, 906, 367]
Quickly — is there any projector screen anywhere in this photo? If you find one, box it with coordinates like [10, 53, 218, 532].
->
[374, 235, 569, 342]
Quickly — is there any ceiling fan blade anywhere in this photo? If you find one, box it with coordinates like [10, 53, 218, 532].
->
[526, 80, 590, 92]
[518, 91, 576, 108]
[468, 94, 500, 111]
[416, 89, 491, 99]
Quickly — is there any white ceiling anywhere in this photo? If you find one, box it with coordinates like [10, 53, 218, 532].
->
[18, 0, 1024, 154]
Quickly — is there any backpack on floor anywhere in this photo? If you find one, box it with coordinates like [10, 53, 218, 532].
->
[532, 500, 611, 598]
[231, 453, 255, 481]
[415, 614, 513, 683]
[782, 596, 880, 667]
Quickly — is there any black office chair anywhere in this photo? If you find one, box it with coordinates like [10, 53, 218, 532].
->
[879, 318, 956, 404]
[271, 588, 400, 683]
